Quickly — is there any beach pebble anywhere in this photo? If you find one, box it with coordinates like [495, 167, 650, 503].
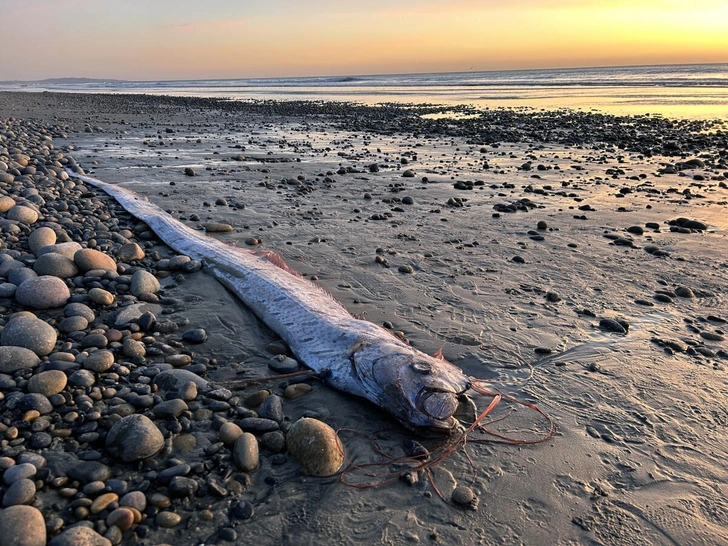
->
[88, 287, 114, 306]
[117, 243, 145, 262]
[599, 318, 628, 334]
[74, 248, 117, 272]
[7, 205, 39, 225]
[0, 346, 40, 373]
[130, 270, 160, 296]
[58, 315, 88, 333]
[28, 227, 56, 253]
[106, 508, 135, 532]
[258, 394, 284, 423]
[184, 167, 195, 176]
[451, 485, 475, 505]
[83, 350, 114, 372]
[402, 169, 415, 177]
[48, 526, 111, 546]
[37, 242, 82, 260]
[286, 417, 344, 476]
[0, 283, 16, 298]
[233, 432, 259, 472]
[154, 369, 209, 392]
[204, 223, 233, 233]
[33, 252, 79, 278]
[1, 315, 57, 356]
[15, 276, 70, 309]
[0, 196, 16, 213]
[152, 399, 188, 419]
[268, 355, 299, 373]
[8, 267, 36, 286]
[675, 286, 695, 298]
[2, 478, 36, 506]
[283, 383, 312, 400]
[182, 328, 207, 343]
[105, 414, 164, 462]
[28, 370, 67, 396]
[0, 505, 46, 546]
[219, 422, 244, 444]
[156, 511, 182, 528]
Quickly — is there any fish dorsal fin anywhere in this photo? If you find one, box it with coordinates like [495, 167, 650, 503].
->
[254, 250, 304, 279]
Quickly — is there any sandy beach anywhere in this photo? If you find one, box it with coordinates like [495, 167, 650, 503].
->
[0, 91, 726, 545]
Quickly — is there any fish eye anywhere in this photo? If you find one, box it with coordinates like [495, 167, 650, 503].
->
[412, 361, 432, 374]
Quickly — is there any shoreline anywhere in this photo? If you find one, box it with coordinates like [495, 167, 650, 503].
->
[0, 91, 726, 545]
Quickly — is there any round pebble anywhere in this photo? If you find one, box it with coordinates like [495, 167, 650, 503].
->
[74, 248, 117, 272]
[452, 485, 475, 505]
[82, 350, 115, 372]
[33, 252, 79, 278]
[219, 422, 244, 444]
[286, 417, 344, 476]
[88, 287, 114, 305]
[130, 270, 160, 296]
[27, 370, 67, 396]
[48, 526, 111, 546]
[0, 505, 46, 546]
[156, 511, 182, 528]
[1, 315, 57, 356]
[7, 205, 39, 225]
[28, 227, 57, 254]
[105, 414, 164, 462]
[0, 346, 40, 373]
[2, 478, 36, 506]
[15, 276, 70, 309]
[233, 432, 259, 472]
[117, 243, 145, 262]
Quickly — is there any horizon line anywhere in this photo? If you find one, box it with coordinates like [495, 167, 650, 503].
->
[3, 60, 726, 85]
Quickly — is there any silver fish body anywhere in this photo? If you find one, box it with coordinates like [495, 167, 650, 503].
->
[70, 172, 471, 432]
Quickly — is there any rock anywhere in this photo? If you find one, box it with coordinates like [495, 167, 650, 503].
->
[18, 393, 52, 415]
[27, 370, 67, 396]
[204, 223, 233, 233]
[0, 505, 46, 546]
[105, 414, 164, 462]
[286, 417, 344, 476]
[675, 286, 695, 298]
[130, 270, 160, 296]
[67, 462, 111, 484]
[184, 167, 195, 176]
[233, 432, 259, 472]
[219, 422, 243, 444]
[87, 288, 114, 306]
[153, 369, 209, 393]
[33, 252, 79, 278]
[7, 205, 39, 225]
[2, 479, 36, 507]
[258, 394, 284, 423]
[283, 383, 312, 400]
[74, 249, 117, 272]
[182, 328, 207, 343]
[0, 196, 16, 213]
[58, 315, 88, 333]
[0, 283, 16, 297]
[48, 526, 111, 546]
[27, 227, 56, 254]
[3, 464, 36, 485]
[268, 356, 299, 373]
[83, 350, 115, 373]
[106, 508, 135, 532]
[402, 169, 415, 177]
[152, 399, 188, 419]
[0, 346, 40, 374]
[452, 485, 475, 505]
[116, 243, 145, 262]
[7, 268, 36, 287]
[1, 315, 57, 356]
[15, 276, 70, 309]
[156, 511, 182, 528]
[36, 242, 82, 260]
[90, 492, 118, 514]
[599, 318, 628, 334]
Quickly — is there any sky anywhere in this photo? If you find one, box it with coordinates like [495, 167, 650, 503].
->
[1, 0, 727, 81]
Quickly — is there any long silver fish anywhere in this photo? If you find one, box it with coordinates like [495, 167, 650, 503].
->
[70, 172, 471, 432]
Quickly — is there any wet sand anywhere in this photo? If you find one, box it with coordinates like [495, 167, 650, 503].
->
[0, 91, 727, 545]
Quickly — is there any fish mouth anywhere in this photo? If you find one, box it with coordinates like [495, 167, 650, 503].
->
[417, 390, 461, 430]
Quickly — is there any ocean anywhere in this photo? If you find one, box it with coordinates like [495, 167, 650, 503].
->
[3, 63, 728, 120]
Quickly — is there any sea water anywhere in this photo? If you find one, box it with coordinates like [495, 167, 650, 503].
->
[3, 63, 728, 120]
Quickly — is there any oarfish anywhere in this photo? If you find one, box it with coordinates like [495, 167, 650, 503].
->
[69, 172, 471, 432]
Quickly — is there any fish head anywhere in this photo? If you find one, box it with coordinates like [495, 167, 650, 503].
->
[352, 340, 471, 433]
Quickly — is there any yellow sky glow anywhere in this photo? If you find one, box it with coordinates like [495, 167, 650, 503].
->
[0, 0, 726, 80]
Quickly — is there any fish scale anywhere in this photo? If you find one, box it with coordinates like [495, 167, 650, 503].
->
[69, 171, 471, 432]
